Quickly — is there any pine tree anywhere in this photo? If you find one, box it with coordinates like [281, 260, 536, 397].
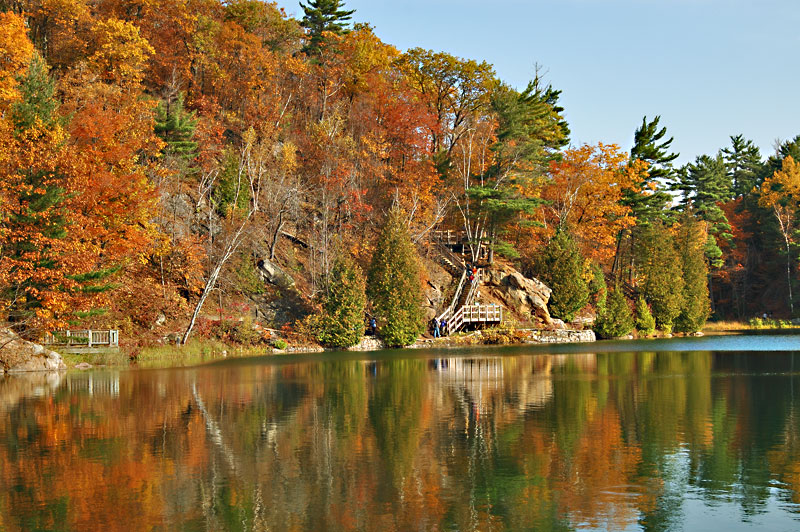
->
[722, 135, 762, 198]
[589, 263, 607, 312]
[674, 214, 711, 333]
[154, 92, 197, 167]
[534, 228, 589, 322]
[636, 221, 684, 332]
[314, 250, 366, 348]
[625, 115, 679, 222]
[300, 0, 355, 55]
[594, 288, 634, 339]
[635, 296, 656, 336]
[367, 208, 425, 347]
[1, 56, 70, 330]
[675, 153, 733, 267]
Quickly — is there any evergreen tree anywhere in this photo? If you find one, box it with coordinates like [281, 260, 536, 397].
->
[300, 0, 355, 55]
[635, 296, 656, 336]
[214, 147, 251, 216]
[636, 221, 684, 332]
[722, 135, 763, 198]
[367, 208, 425, 347]
[589, 263, 608, 312]
[2, 56, 69, 328]
[674, 214, 711, 333]
[9, 56, 59, 131]
[675, 153, 733, 267]
[154, 92, 198, 167]
[314, 250, 366, 348]
[534, 228, 589, 322]
[594, 288, 634, 339]
[625, 115, 679, 222]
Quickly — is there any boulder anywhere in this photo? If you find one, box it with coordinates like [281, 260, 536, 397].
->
[484, 265, 554, 325]
[257, 257, 295, 289]
[0, 329, 67, 373]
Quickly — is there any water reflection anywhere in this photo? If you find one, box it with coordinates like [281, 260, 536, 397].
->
[1, 345, 800, 530]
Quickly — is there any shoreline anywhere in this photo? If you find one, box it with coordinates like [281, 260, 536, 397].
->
[10, 321, 799, 373]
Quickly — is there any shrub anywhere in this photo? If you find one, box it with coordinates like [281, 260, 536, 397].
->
[273, 339, 288, 350]
[635, 297, 656, 336]
[593, 289, 634, 339]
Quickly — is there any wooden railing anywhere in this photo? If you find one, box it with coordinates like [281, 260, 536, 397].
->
[44, 329, 120, 348]
[450, 304, 503, 332]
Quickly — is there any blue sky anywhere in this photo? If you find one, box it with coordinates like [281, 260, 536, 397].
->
[276, 0, 799, 164]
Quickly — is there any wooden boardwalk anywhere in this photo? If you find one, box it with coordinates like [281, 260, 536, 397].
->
[44, 329, 120, 349]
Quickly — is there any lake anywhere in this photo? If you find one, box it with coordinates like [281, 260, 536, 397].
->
[2, 334, 800, 531]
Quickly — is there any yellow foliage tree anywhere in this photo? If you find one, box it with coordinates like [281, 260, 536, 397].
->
[758, 155, 800, 314]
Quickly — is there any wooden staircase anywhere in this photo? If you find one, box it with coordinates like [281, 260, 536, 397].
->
[435, 262, 502, 335]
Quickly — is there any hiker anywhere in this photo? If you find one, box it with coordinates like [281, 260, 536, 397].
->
[369, 317, 377, 336]
[440, 318, 447, 336]
[431, 318, 440, 338]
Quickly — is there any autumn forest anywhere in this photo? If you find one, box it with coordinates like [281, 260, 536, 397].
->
[1, 0, 799, 349]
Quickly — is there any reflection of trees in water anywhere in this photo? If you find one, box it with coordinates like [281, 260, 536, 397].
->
[3, 351, 800, 530]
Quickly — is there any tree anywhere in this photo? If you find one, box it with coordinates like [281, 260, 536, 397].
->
[594, 289, 633, 339]
[541, 143, 642, 264]
[757, 155, 800, 315]
[0, 12, 34, 111]
[635, 297, 656, 336]
[366, 208, 425, 347]
[533, 228, 589, 322]
[675, 153, 733, 267]
[722, 135, 762, 198]
[674, 214, 710, 333]
[300, 0, 355, 55]
[154, 91, 198, 164]
[636, 222, 684, 332]
[312, 249, 366, 347]
[0, 55, 72, 333]
[626, 115, 679, 221]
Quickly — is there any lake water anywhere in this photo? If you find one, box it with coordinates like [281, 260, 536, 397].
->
[2, 334, 800, 531]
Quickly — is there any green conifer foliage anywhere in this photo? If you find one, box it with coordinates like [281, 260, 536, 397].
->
[534, 228, 589, 322]
[635, 296, 656, 336]
[593, 288, 634, 339]
[154, 92, 198, 165]
[675, 154, 733, 267]
[625, 115, 679, 222]
[314, 250, 366, 348]
[674, 215, 711, 333]
[367, 208, 425, 347]
[589, 263, 607, 312]
[637, 222, 684, 331]
[722, 135, 762, 198]
[214, 147, 250, 215]
[300, 0, 355, 55]
[3, 56, 69, 326]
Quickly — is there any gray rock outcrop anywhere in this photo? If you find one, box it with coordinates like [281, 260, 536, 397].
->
[483, 265, 554, 325]
[0, 329, 67, 373]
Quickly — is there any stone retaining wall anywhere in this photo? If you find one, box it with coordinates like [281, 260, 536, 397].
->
[526, 329, 596, 344]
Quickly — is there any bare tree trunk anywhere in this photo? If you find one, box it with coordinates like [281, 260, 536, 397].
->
[786, 234, 794, 315]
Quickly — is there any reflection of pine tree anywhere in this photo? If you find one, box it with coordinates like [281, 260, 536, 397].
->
[367, 208, 424, 347]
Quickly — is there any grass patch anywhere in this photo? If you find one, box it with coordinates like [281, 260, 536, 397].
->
[704, 319, 800, 332]
[61, 350, 130, 368]
[134, 339, 271, 369]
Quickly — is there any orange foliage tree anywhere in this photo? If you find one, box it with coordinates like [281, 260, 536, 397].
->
[539, 143, 645, 265]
